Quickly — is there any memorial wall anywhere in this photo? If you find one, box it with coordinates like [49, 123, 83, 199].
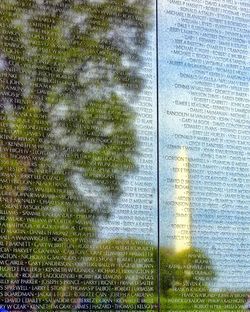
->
[0, 0, 157, 311]
[159, 0, 250, 310]
[0, 0, 249, 311]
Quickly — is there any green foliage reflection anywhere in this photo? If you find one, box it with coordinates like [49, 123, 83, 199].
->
[0, 0, 152, 310]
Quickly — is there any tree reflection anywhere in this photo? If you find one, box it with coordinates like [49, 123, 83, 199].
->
[0, 0, 152, 310]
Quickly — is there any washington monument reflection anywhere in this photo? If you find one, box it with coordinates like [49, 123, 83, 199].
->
[174, 146, 192, 252]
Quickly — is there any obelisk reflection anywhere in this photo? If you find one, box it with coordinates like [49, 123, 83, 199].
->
[174, 146, 192, 252]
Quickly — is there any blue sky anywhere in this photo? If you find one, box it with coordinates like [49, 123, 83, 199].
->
[158, 0, 250, 290]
